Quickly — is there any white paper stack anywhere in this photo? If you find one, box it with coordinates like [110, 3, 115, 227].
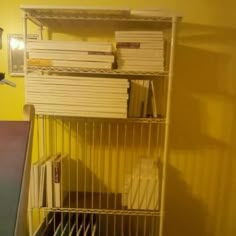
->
[27, 40, 114, 69]
[128, 80, 150, 118]
[122, 158, 159, 210]
[26, 75, 129, 118]
[115, 31, 164, 72]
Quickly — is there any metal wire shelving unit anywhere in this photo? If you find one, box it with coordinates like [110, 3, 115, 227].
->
[22, 5, 180, 236]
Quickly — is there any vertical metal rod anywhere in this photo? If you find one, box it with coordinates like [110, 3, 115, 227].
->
[159, 16, 178, 236]
[76, 121, 79, 212]
[39, 25, 43, 40]
[36, 115, 41, 228]
[144, 123, 152, 235]
[84, 122, 87, 210]
[83, 214, 86, 235]
[121, 123, 127, 236]
[61, 119, 64, 211]
[91, 121, 95, 210]
[106, 123, 111, 236]
[99, 123, 103, 236]
[106, 214, 109, 236]
[151, 215, 155, 236]
[49, 117, 52, 156]
[107, 123, 111, 209]
[114, 123, 119, 236]
[51, 117, 56, 233]
[91, 121, 95, 236]
[130, 124, 136, 209]
[143, 216, 147, 236]
[138, 124, 143, 210]
[135, 216, 139, 236]
[129, 215, 131, 236]
[68, 120, 71, 233]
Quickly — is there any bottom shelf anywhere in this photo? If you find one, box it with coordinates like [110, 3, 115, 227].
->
[31, 211, 160, 236]
[34, 192, 159, 216]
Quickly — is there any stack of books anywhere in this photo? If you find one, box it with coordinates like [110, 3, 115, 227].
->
[128, 80, 150, 118]
[26, 75, 129, 118]
[27, 40, 114, 69]
[115, 31, 164, 72]
[30, 154, 80, 209]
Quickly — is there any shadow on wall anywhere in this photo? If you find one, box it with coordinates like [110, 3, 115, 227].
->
[165, 163, 208, 236]
[165, 22, 236, 236]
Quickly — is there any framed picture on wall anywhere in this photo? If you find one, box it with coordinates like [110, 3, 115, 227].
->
[8, 34, 38, 76]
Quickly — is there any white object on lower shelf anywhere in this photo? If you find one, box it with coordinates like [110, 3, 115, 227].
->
[123, 158, 159, 210]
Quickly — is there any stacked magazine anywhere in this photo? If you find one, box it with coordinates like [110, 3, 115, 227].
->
[115, 31, 164, 72]
[27, 40, 114, 69]
[26, 75, 129, 118]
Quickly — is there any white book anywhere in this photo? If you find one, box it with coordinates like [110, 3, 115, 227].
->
[117, 48, 164, 57]
[26, 91, 129, 100]
[117, 60, 164, 67]
[32, 160, 47, 208]
[26, 98, 128, 108]
[115, 38, 163, 43]
[32, 164, 39, 208]
[142, 80, 150, 117]
[26, 84, 128, 94]
[27, 75, 129, 86]
[54, 154, 70, 208]
[27, 40, 113, 53]
[38, 163, 46, 207]
[119, 66, 164, 72]
[150, 80, 157, 118]
[115, 31, 163, 36]
[130, 9, 172, 18]
[27, 77, 129, 88]
[36, 109, 127, 119]
[46, 159, 53, 208]
[27, 59, 113, 69]
[116, 42, 164, 50]
[34, 103, 127, 114]
[29, 167, 35, 208]
[117, 56, 164, 61]
[46, 154, 61, 208]
[28, 51, 115, 62]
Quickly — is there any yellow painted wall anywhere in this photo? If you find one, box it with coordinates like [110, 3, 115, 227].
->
[0, 1, 235, 236]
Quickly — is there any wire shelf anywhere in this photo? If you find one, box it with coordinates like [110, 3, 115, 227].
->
[41, 207, 160, 216]
[27, 66, 168, 77]
[34, 114, 166, 123]
[27, 14, 173, 22]
[21, 6, 178, 23]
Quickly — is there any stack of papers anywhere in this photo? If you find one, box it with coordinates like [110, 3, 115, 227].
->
[115, 31, 164, 72]
[27, 40, 114, 69]
[26, 75, 129, 118]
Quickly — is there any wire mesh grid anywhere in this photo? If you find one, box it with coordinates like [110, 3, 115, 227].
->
[29, 115, 165, 235]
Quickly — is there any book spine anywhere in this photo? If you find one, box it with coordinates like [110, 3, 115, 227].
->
[54, 161, 61, 208]
[116, 42, 140, 49]
[54, 161, 61, 184]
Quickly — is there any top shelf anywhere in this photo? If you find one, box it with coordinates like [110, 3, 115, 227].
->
[21, 5, 181, 27]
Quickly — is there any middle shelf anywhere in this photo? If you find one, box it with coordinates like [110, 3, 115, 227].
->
[37, 192, 160, 216]
[30, 117, 164, 216]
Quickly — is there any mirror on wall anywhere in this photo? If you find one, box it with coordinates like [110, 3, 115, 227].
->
[8, 34, 38, 76]
[0, 28, 3, 49]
